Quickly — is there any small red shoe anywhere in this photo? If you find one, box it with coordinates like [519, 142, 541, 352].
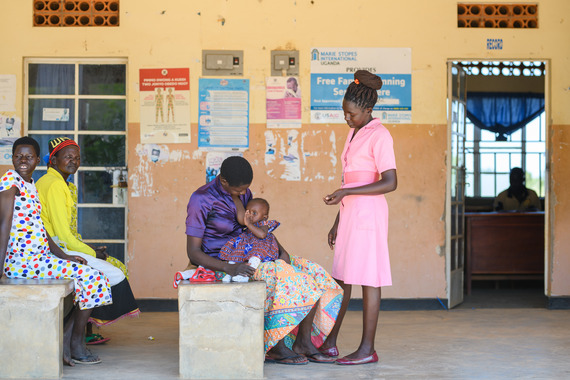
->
[318, 346, 339, 357]
[335, 351, 378, 365]
[189, 267, 216, 282]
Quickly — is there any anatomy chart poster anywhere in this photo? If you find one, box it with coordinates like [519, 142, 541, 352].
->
[139, 68, 191, 144]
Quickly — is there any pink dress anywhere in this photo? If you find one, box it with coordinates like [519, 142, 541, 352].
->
[332, 118, 396, 287]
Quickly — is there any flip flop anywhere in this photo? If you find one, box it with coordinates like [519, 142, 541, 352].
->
[304, 352, 336, 364]
[265, 354, 308, 365]
[85, 333, 110, 345]
[72, 354, 102, 365]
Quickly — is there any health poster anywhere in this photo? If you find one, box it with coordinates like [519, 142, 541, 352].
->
[266, 76, 301, 129]
[0, 112, 21, 164]
[139, 68, 191, 144]
[310, 47, 412, 124]
[198, 78, 249, 150]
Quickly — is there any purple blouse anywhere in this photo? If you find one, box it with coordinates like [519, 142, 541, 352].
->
[185, 176, 252, 258]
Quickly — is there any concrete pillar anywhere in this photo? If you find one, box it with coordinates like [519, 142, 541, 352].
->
[0, 278, 74, 379]
[178, 281, 265, 379]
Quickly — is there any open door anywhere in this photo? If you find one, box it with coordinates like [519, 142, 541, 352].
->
[446, 62, 467, 308]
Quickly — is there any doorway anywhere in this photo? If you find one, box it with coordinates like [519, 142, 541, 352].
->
[446, 59, 549, 308]
[24, 58, 129, 264]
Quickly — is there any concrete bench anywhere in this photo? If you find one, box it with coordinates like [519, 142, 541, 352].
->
[178, 280, 265, 379]
[0, 277, 75, 379]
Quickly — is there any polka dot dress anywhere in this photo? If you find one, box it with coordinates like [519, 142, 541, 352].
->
[1, 170, 112, 310]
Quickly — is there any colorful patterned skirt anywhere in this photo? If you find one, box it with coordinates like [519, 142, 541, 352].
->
[3, 252, 112, 311]
[252, 255, 343, 353]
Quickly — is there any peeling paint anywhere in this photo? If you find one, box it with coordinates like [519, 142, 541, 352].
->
[192, 150, 204, 160]
[329, 130, 337, 169]
[129, 144, 158, 197]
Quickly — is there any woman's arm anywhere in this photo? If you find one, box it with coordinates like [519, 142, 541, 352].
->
[46, 232, 87, 265]
[186, 235, 255, 276]
[323, 169, 397, 206]
[0, 187, 18, 278]
[275, 238, 291, 264]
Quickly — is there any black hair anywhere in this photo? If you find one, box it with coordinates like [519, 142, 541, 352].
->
[12, 136, 40, 156]
[248, 198, 270, 214]
[344, 70, 383, 110]
[220, 156, 253, 187]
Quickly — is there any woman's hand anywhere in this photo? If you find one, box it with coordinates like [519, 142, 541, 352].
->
[226, 262, 256, 277]
[67, 255, 88, 265]
[328, 224, 338, 249]
[328, 212, 340, 250]
[94, 246, 109, 260]
[323, 188, 347, 205]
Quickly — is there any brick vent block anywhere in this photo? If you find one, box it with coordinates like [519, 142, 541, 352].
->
[458, 3, 538, 28]
[33, 0, 119, 27]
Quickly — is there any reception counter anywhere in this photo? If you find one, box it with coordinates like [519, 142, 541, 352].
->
[465, 212, 544, 294]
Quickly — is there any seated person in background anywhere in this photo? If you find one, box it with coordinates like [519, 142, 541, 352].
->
[219, 197, 287, 282]
[494, 167, 541, 212]
[36, 137, 139, 337]
[1, 136, 112, 365]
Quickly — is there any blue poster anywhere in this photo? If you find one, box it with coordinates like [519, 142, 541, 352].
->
[310, 48, 412, 124]
[198, 78, 250, 150]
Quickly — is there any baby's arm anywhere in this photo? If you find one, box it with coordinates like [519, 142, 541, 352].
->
[244, 211, 268, 239]
[232, 195, 246, 225]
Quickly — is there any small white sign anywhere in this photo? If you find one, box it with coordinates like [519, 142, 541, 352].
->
[42, 108, 70, 121]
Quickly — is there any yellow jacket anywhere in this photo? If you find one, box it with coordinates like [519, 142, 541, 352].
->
[36, 168, 128, 277]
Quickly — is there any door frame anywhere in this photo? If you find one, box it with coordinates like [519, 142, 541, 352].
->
[445, 58, 552, 303]
[23, 57, 129, 264]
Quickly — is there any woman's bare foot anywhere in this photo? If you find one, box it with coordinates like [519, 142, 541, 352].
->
[63, 350, 75, 367]
[266, 340, 308, 364]
[339, 348, 375, 360]
[292, 338, 336, 363]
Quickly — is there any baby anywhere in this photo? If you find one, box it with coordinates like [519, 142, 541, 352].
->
[219, 198, 281, 282]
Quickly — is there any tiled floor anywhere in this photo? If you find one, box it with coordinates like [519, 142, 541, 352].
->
[60, 296, 570, 380]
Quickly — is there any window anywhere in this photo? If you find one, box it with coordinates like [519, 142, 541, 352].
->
[24, 58, 128, 263]
[465, 111, 545, 198]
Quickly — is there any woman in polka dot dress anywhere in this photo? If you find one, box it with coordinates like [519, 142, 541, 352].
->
[0, 137, 111, 366]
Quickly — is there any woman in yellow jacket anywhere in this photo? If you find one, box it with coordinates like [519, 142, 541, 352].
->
[36, 137, 139, 340]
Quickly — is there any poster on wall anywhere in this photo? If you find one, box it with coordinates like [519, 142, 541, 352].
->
[266, 76, 301, 129]
[310, 47, 412, 124]
[0, 75, 16, 111]
[264, 130, 301, 181]
[205, 151, 243, 183]
[198, 78, 249, 150]
[139, 68, 191, 144]
[0, 113, 21, 164]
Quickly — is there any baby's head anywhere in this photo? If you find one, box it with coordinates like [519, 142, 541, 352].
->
[246, 198, 270, 224]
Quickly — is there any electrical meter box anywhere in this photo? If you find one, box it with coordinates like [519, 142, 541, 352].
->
[202, 50, 243, 76]
[271, 50, 299, 76]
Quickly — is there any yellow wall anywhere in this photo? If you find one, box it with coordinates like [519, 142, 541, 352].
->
[1, 0, 569, 299]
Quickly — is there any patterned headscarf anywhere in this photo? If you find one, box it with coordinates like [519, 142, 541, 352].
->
[48, 137, 80, 161]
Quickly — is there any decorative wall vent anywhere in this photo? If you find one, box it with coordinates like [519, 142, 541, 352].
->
[458, 3, 538, 28]
[33, 1, 119, 27]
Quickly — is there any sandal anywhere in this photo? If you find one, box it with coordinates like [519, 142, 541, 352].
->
[189, 266, 216, 282]
[86, 333, 110, 345]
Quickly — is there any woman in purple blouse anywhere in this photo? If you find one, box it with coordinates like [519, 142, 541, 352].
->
[186, 156, 343, 365]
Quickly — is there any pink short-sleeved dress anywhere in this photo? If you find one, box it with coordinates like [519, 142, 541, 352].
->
[332, 118, 396, 287]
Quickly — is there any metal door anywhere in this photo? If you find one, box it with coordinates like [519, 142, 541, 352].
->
[24, 58, 128, 264]
[446, 62, 467, 308]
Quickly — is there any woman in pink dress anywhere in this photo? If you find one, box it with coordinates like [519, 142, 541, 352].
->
[321, 70, 397, 365]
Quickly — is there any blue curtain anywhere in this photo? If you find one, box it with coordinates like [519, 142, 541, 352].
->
[466, 92, 544, 140]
